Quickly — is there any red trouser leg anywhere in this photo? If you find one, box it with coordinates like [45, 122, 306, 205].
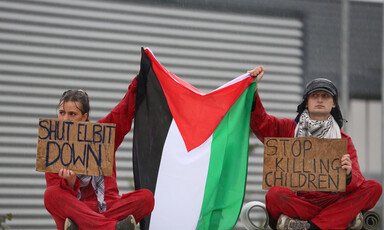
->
[311, 180, 382, 230]
[265, 180, 383, 230]
[44, 185, 117, 230]
[44, 186, 154, 230]
[265, 186, 323, 226]
[103, 189, 154, 223]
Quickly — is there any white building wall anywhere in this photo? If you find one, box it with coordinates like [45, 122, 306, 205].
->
[349, 99, 382, 177]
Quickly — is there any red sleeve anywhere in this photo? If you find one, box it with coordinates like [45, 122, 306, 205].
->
[343, 132, 365, 192]
[98, 78, 137, 151]
[45, 172, 80, 196]
[250, 93, 297, 143]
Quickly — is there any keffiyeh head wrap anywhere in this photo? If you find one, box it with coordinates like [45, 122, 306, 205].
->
[77, 175, 106, 213]
[295, 109, 341, 139]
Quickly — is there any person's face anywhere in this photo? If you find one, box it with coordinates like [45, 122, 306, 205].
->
[58, 101, 88, 121]
[306, 90, 335, 121]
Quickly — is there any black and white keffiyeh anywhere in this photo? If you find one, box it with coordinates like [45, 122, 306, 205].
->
[77, 175, 107, 213]
[295, 109, 341, 139]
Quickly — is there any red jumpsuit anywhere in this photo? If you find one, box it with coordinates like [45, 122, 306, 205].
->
[250, 94, 382, 230]
[44, 78, 154, 230]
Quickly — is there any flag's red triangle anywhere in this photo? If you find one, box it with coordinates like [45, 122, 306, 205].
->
[144, 48, 255, 151]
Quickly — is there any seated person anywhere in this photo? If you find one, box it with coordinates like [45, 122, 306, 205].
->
[248, 66, 383, 230]
[44, 80, 154, 230]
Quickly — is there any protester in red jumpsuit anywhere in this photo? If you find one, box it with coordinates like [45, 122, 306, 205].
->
[248, 66, 382, 230]
[44, 78, 154, 230]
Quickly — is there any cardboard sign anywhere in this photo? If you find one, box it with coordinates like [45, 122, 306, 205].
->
[263, 137, 347, 192]
[36, 118, 116, 176]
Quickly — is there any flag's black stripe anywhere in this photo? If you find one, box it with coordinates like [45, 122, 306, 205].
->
[133, 48, 173, 230]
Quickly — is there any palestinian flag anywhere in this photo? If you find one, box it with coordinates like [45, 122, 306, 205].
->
[133, 48, 256, 230]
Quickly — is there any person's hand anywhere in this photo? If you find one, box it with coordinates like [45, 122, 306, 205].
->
[341, 154, 352, 176]
[247, 66, 265, 83]
[58, 168, 77, 189]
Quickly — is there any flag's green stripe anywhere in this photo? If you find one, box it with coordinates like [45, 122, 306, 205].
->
[197, 81, 256, 230]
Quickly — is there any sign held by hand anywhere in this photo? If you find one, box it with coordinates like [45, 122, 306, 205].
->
[263, 137, 347, 192]
[36, 118, 115, 176]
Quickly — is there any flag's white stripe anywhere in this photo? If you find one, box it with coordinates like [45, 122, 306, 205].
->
[149, 120, 212, 230]
[213, 73, 251, 92]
